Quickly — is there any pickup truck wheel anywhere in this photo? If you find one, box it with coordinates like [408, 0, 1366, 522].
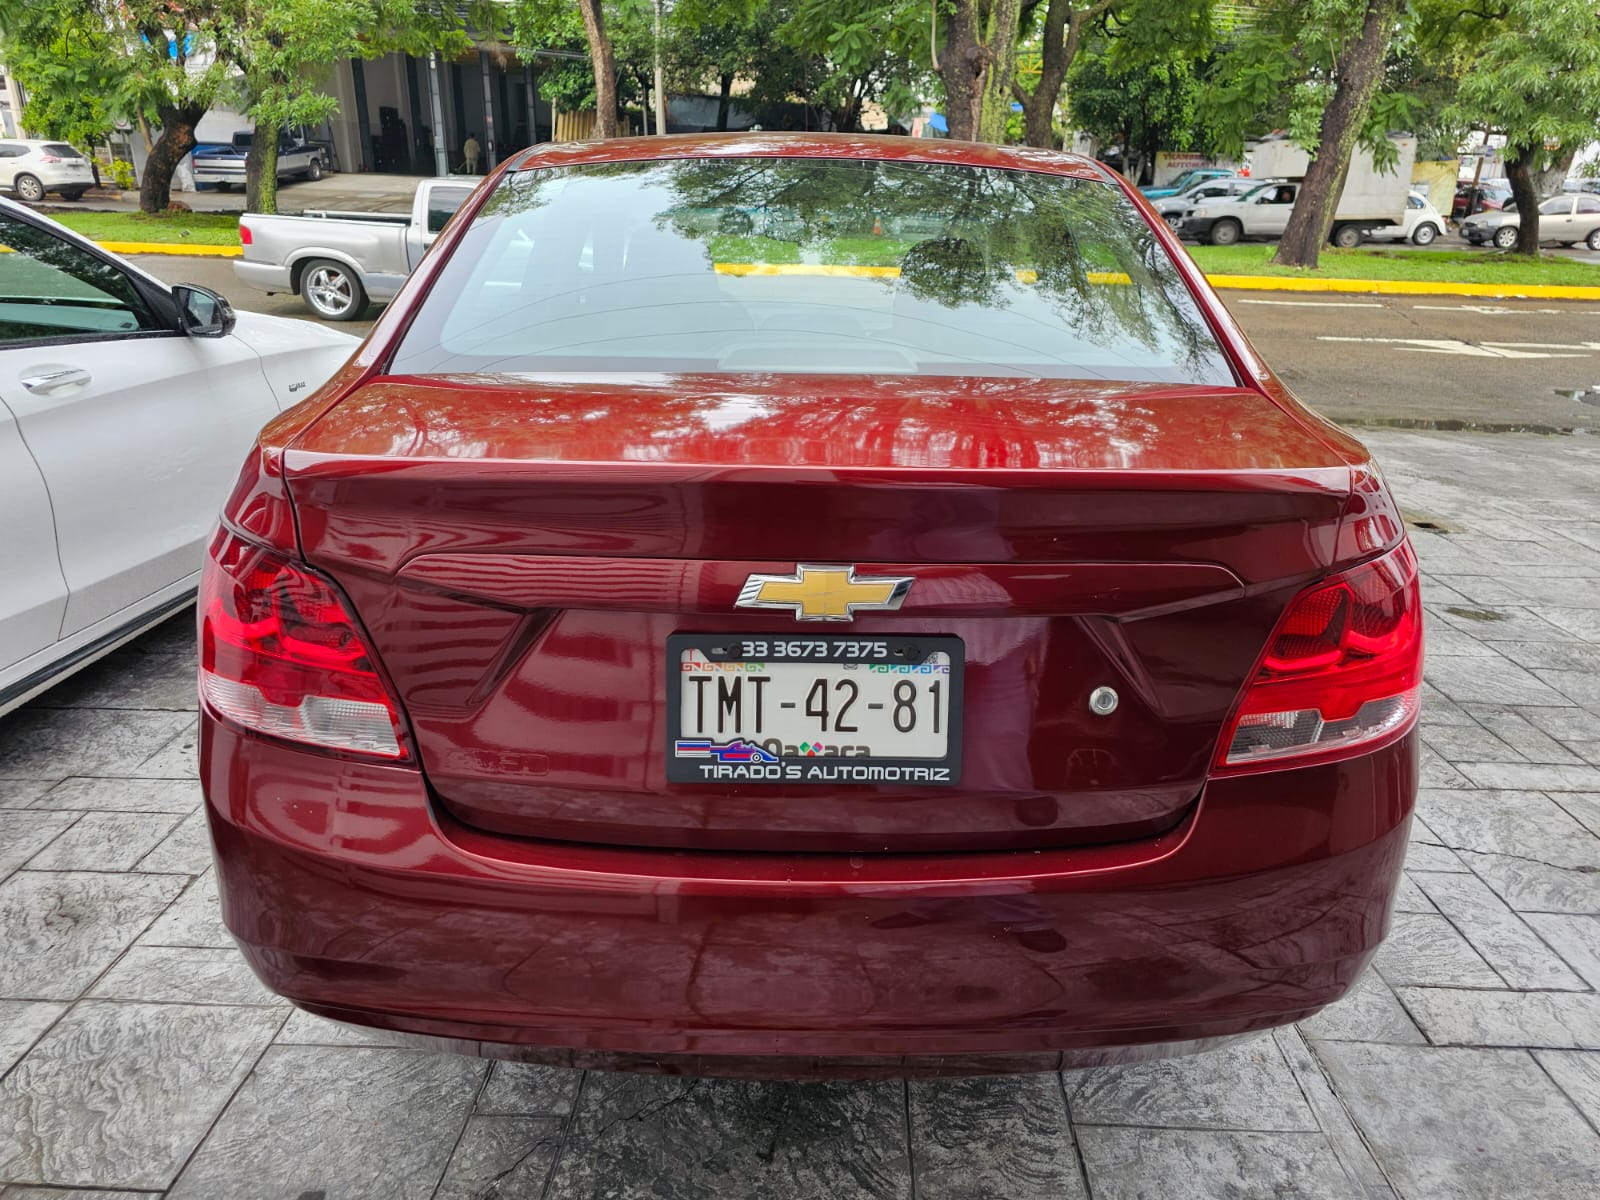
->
[13, 173, 45, 202]
[300, 260, 367, 321]
[1208, 218, 1242, 246]
[304, 158, 323, 182]
[1411, 223, 1439, 246]
[1492, 226, 1518, 250]
[1331, 224, 1363, 249]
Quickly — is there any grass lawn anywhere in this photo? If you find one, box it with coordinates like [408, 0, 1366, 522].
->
[1187, 243, 1600, 287]
[42, 209, 242, 247]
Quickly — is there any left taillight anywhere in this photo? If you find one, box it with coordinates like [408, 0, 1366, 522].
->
[1216, 541, 1422, 772]
[199, 529, 411, 761]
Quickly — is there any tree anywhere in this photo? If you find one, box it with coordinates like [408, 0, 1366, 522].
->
[0, 0, 129, 185]
[1272, 0, 1405, 268]
[780, 0, 932, 132]
[234, 1, 475, 214]
[936, 0, 1025, 142]
[578, 0, 621, 136]
[1068, 42, 1202, 183]
[1449, 0, 1600, 255]
[1013, 1, 1112, 149]
[119, 2, 241, 213]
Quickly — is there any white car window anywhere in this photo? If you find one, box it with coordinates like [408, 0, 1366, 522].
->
[0, 215, 162, 344]
[1538, 196, 1572, 216]
[1576, 195, 1600, 214]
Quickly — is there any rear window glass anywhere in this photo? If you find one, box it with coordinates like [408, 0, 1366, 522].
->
[390, 157, 1233, 385]
[41, 144, 82, 158]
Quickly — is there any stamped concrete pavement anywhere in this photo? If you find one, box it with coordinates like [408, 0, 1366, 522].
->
[1, 428, 1598, 1199]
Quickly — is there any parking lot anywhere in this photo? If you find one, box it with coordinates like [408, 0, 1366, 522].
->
[2, 411, 1597, 1197]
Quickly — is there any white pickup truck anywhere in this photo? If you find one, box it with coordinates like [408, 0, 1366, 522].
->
[1179, 135, 1418, 248]
[234, 177, 477, 320]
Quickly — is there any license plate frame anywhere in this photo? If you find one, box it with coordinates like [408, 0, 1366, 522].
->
[665, 632, 963, 786]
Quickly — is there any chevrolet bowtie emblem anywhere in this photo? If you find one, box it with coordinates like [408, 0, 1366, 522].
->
[736, 564, 913, 623]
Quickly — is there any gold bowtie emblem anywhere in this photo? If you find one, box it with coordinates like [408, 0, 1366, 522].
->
[736, 564, 913, 622]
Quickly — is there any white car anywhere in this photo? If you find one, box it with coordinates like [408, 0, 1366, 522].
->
[0, 140, 97, 202]
[0, 198, 359, 715]
[1367, 190, 1448, 245]
[1153, 176, 1256, 226]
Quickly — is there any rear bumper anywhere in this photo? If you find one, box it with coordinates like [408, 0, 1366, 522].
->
[202, 717, 1416, 1073]
[232, 260, 293, 295]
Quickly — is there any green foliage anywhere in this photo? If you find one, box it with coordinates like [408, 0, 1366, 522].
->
[1446, 0, 1600, 157]
[0, 0, 127, 149]
[1068, 40, 1204, 169]
[110, 159, 137, 189]
[507, 0, 599, 110]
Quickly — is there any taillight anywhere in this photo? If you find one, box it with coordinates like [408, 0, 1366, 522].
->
[1217, 542, 1422, 771]
[38, 155, 61, 163]
[239, 223, 253, 246]
[199, 530, 411, 760]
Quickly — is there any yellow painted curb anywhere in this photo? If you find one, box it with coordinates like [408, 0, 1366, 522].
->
[1204, 273, 1600, 301]
[96, 241, 242, 257]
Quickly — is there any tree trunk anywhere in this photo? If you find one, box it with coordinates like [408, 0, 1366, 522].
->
[716, 73, 733, 131]
[1505, 144, 1542, 255]
[1019, 2, 1102, 149]
[139, 103, 204, 214]
[246, 120, 281, 214]
[976, 0, 1025, 144]
[1536, 146, 1576, 198]
[939, 1, 983, 141]
[1271, 0, 1402, 269]
[577, 0, 619, 139]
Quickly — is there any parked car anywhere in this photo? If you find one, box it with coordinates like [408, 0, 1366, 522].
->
[1180, 179, 1300, 244]
[234, 177, 476, 320]
[1139, 166, 1234, 200]
[0, 198, 358, 716]
[0, 140, 95, 202]
[1366, 190, 1449, 245]
[1152, 175, 1255, 226]
[1452, 181, 1513, 220]
[200, 133, 1421, 1078]
[193, 126, 327, 191]
[1460, 193, 1600, 249]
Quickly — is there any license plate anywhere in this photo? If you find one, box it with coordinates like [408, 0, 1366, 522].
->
[666, 633, 962, 785]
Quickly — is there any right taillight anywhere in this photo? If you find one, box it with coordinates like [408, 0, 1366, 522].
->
[239, 222, 253, 246]
[199, 529, 411, 761]
[1216, 541, 1422, 772]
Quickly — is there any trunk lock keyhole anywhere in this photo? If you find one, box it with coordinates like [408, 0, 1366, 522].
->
[1088, 687, 1119, 716]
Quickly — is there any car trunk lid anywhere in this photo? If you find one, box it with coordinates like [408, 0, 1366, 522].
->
[283, 373, 1356, 853]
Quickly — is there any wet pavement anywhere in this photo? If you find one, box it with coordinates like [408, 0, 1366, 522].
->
[1, 427, 1597, 1198]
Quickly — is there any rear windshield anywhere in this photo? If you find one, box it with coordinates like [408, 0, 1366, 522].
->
[390, 156, 1234, 384]
[42, 144, 83, 158]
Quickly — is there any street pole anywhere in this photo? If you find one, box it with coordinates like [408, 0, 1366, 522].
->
[653, 0, 668, 136]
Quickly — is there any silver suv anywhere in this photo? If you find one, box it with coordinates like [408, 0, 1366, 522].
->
[0, 140, 96, 202]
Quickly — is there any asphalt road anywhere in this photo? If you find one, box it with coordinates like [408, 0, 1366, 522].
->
[131, 256, 1600, 433]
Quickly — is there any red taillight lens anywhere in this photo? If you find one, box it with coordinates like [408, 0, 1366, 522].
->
[199, 530, 410, 760]
[239, 223, 253, 246]
[38, 155, 62, 163]
[1217, 542, 1422, 771]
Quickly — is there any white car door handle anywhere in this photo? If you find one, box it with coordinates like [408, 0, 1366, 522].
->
[21, 368, 92, 394]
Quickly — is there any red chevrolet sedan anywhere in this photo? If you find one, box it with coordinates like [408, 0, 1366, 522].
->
[199, 134, 1420, 1076]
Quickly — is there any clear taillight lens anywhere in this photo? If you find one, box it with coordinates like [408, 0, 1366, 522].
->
[1218, 542, 1422, 771]
[199, 529, 410, 760]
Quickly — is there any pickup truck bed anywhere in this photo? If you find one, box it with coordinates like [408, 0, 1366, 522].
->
[234, 178, 475, 320]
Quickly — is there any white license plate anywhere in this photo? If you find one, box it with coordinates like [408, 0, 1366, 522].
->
[666, 634, 962, 785]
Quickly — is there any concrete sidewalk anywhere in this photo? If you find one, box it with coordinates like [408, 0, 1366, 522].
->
[0, 428, 1597, 1198]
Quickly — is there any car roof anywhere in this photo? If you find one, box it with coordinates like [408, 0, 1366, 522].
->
[507, 132, 1115, 184]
